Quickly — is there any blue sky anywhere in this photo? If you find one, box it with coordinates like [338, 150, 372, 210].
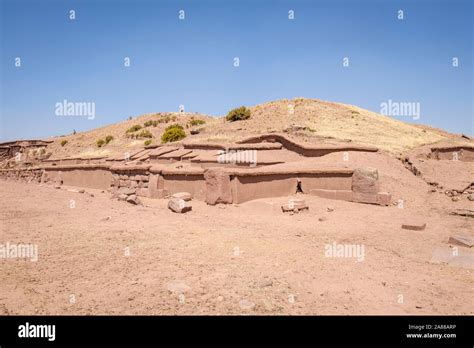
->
[1, 0, 472, 141]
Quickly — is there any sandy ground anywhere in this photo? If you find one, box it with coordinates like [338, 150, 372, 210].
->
[0, 179, 472, 315]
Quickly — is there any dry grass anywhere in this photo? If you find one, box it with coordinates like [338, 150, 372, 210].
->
[45, 99, 463, 158]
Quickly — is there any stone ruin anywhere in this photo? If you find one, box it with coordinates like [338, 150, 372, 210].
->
[0, 134, 393, 207]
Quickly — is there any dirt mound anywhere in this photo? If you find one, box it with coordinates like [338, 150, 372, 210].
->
[41, 98, 467, 160]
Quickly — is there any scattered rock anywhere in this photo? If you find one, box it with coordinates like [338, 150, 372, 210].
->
[239, 299, 256, 310]
[468, 194, 474, 201]
[78, 189, 85, 193]
[401, 221, 426, 231]
[318, 216, 327, 222]
[327, 206, 334, 212]
[452, 196, 459, 202]
[126, 194, 138, 205]
[448, 235, 474, 248]
[171, 192, 193, 202]
[281, 198, 308, 212]
[89, 193, 94, 197]
[449, 209, 474, 218]
[258, 280, 273, 288]
[118, 194, 128, 201]
[168, 197, 192, 213]
[53, 185, 61, 189]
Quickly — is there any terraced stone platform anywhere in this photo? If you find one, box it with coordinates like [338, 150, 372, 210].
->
[0, 135, 391, 205]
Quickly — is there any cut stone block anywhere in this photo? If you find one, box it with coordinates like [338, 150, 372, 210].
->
[281, 198, 308, 212]
[401, 221, 426, 231]
[352, 167, 379, 194]
[126, 194, 139, 205]
[376, 192, 391, 206]
[117, 194, 128, 201]
[351, 192, 391, 206]
[448, 235, 474, 248]
[449, 209, 474, 218]
[204, 168, 232, 205]
[430, 246, 474, 269]
[148, 174, 160, 198]
[40, 171, 48, 183]
[168, 197, 192, 213]
[172, 192, 192, 201]
[119, 179, 130, 187]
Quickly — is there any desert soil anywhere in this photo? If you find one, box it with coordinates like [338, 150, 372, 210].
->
[1, 180, 472, 315]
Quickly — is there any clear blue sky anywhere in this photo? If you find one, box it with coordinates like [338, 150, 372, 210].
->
[1, 0, 472, 141]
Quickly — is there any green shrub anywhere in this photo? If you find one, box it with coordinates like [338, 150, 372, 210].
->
[138, 129, 153, 139]
[226, 106, 251, 122]
[144, 120, 153, 127]
[188, 118, 206, 126]
[144, 139, 152, 146]
[105, 135, 114, 144]
[126, 124, 142, 134]
[161, 124, 186, 143]
[96, 139, 105, 147]
[60, 140, 68, 147]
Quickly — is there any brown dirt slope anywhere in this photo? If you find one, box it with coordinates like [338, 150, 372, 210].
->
[45, 98, 468, 159]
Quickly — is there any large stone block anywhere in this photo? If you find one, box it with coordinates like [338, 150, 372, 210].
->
[168, 197, 192, 213]
[352, 167, 379, 194]
[204, 168, 232, 205]
[40, 170, 48, 183]
[119, 179, 130, 187]
[148, 174, 160, 198]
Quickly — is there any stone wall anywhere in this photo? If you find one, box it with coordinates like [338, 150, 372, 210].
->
[110, 165, 152, 203]
[43, 165, 112, 189]
[431, 146, 474, 162]
[0, 168, 43, 183]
